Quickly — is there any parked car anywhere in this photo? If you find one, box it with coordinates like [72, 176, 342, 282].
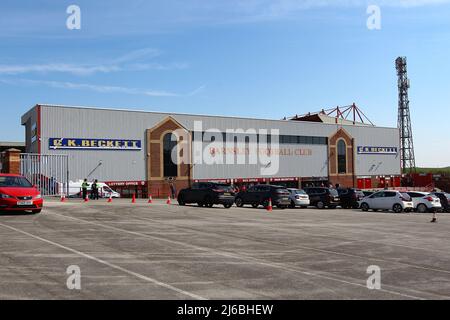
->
[406, 192, 442, 213]
[303, 187, 340, 209]
[287, 188, 310, 208]
[0, 174, 43, 214]
[177, 182, 235, 208]
[431, 192, 450, 213]
[338, 188, 365, 209]
[360, 190, 414, 213]
[235, 185, 291, 209]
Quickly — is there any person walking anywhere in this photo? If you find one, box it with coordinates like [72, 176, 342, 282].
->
[431, 211, 438, 223]
[92, 179, 100, 200]
[169, 183, 176, 200]
[82, 179, 89, 200]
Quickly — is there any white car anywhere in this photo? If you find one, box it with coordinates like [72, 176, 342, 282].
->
[360, 190, 414, 213]
[406, 192, 442, 213]
[287, 188, 310, 208]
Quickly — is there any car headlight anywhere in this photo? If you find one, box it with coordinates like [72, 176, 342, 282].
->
[0, 194, 13, 199]
[35, 194, 42, 199]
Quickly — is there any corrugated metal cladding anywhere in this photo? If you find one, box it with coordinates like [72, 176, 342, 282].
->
[21, 106, 39, 154]
[21, 104, 400, 181]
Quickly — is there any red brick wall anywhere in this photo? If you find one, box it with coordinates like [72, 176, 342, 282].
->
[1, 149, 21, 174]
[328, 129, 355, 188]
[148, 180, 190, 199]
[146, 117, 192, 198]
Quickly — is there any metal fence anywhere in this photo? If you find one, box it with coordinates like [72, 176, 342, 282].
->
[20, 154, 69, 196]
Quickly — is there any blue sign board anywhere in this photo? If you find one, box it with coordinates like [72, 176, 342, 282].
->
[357, 146, 398, 155]
[49, 138, 142, 151]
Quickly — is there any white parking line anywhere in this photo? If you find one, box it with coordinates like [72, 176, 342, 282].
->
[47, 212, 431, 300]
[124, 214, 450, 276]
[0, 222, 206, 300]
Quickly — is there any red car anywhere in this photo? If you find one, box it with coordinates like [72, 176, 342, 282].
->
[0, 174, 43, 214]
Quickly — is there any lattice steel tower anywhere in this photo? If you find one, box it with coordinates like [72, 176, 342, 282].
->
[396, 57, 416, 173]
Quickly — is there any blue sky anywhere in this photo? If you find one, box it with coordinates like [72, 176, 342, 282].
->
[0, 0, 449, 167]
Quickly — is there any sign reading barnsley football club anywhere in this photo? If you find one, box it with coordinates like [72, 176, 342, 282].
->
[49, 138, 142, 151]
[357, 146, 398, 155]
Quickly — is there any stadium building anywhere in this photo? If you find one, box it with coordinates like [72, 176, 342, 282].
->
[21, 104, 402, 198]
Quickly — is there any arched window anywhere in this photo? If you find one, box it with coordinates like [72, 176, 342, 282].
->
[163, 133, 178, 177]
[337, 140, 347, 174]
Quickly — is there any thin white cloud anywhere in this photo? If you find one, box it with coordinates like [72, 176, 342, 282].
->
[0, 48, 187, 76]
[0, 78, 204, 98]
[226, 0, 450, 22]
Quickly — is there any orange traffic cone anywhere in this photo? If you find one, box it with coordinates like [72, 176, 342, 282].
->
[107, 195, 113, 203]
[266, 198, 273, 212]
[166, 196, 172, 205]
[132, 194, 136, 204]
[84, 195, 89, 203]
[148, 195, 153, 204]
[60, 194, 66, 202]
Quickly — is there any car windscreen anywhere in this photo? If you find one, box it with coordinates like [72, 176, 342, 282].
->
[401, 193, 412, 201]
[295, 190, 307, 195]
[214, 184, 233, 192]
[355, 190, 365, 197]
[275, 188, 289, 193]
[0, 176, 33, 188]
[329, 189, 339, 197]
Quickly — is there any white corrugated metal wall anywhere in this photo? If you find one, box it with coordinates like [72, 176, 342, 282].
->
[22, 105, 401, 182]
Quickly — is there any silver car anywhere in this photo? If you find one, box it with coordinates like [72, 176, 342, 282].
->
[287, 188, 310, 208]
[406, 191, 442, 213]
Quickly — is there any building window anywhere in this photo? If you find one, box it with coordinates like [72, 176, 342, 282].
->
[337, 140, 347, 174]
[163, 133, 178, 177]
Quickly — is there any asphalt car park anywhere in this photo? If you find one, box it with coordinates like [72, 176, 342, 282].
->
[1, 198, 450, 300]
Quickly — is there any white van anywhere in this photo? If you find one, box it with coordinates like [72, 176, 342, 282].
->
[65, 180, 121, 198]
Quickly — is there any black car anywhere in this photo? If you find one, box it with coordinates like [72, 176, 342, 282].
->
[235, 185, 291, 209]
[303, 187, 340, 209]
[177, 182, 235, 208]
[338, 188, 365, 209]
[431, 192, 450, 213]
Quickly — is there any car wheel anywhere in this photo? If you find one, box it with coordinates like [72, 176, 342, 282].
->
[316, 201, 325, 209]
[204, 197, 214, 208]
[361, 203, 369, 212]
[393, 204, 403, 213]
[235, 198, 244, 207]
[31, 209, 42, 214]
[251, 203, 259, 208]
[177, 195, 186, 206]
[224, 203, 232, 209]
[278, 205, 287, 209]
[301, 206, 308, 209]
[352, 203, 360, 209]
[289, 201, 296, 209]
[328, 205, 337, 209]
[417, 204, 428, 214]
[197, 202, 204, 207]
